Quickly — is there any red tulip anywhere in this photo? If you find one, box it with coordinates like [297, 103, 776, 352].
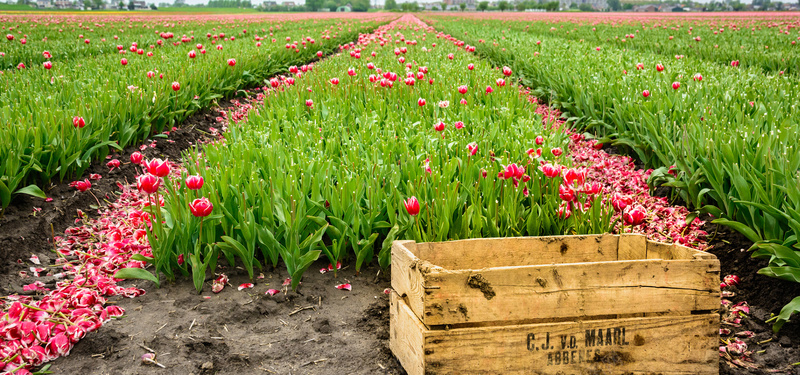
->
[6, 34, 13, 41]
[496, 78, 506, 87]
[656, 63, 664, 72]
[289, 65, 299, 73]
[611, 192, 632, 212]
[458, 85, 467, 95]
[404, 196, 420, 216]
[693, 73, 703, 81]
[17, 62, 25, 69]
[672, 81, 680, 90]
[146, 71, 155, 79]
[120, 58, 128, 66]
[485, 85, 493, 94]
[106, 159, 121, 171]
[623, 205, 646, 226]
[434, 121, 446, 132]
[189, 197, 213, 217]
[551, 147, 563, 157]
[72, 116, 85, 129]
[347, 67, 356, 76]
[137, 174, 161, 194]
[731, 60, 739, 67]
[467, 63, 474, 70]
[642, 90, 650, 97]
[454, 121, 464, 129]
[557, 203, 571, 219]
[418, 98, 426, 107]
[188, 50, 196, 58]
[723, 274, 740, 287]
[43, 50, 52, 58]
[172, 82, 180, 91]
[466, 142, 478, 156]
[330, 77, 339, 85]
[460, 98, 468, 105]
[43, 61, 52, 70]
[635, 63, 644, 70]
[130, 151, 144, 165]
[534, 135, 544, 145]
[317, 51, 323, 57]
[74, 179, 91, 192]
[562, 168, 586, 187]
[305, 99, 313, 107]
[558, 184, 575, 201]
[145, 158, 170, 177]
[227, 59, 236, 67]
[447, 53, 454, 60]
[185, 175, 204, 190]
[502, 66, 512, 76]
[366, 63, 375, 70]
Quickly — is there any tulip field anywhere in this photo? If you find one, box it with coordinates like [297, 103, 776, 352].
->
[2, 9, 800, 375]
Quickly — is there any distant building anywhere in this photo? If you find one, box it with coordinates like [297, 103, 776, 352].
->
[632, 4, 656, 11]
[53, 0, 72, 8]
[559, 0, 606, 10]
[282, 0, 295, 6]
[336, 4, 351, 10]
[37, 0, 54, 7]
[132, 0, 147, 8]
[262, 0, 276, 5]
[423, 1, 441, 9]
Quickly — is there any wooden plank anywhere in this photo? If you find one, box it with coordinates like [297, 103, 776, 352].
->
[617, 234, 646, 260]
[419, 235, 620, 270]
[392, 240, 446, 321]
[420, 259, 719, 325]
[391, 297, 718, 375]
[390, 293, 425, 375]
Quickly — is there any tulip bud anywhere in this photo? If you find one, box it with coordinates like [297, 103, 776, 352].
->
[172, 82, 180, 91]
[642, 90, 650, 97]
[185, 175, 204, 190]
[404, 197, 420, 216]
[72, 116, 86, 129]
[189, 197, 213, 217]
[120, 58, 128, 66]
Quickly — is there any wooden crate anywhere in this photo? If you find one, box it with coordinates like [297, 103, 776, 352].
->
[389, 234, 720, 374]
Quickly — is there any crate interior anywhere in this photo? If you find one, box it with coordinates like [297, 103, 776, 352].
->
[410, 235, 702, 271]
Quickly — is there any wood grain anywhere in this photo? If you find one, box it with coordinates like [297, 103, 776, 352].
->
[391, 295, 719, 375]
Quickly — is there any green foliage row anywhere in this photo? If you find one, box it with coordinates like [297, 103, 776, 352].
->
[425, 15, 800, 331]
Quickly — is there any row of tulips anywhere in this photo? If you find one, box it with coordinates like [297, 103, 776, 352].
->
[515, 16, 800, 75]
[126, 15, 620, 293]
[0, 15, 389, 214]
[424, 15, 800, 331]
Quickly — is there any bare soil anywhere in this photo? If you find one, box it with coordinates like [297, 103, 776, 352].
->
[1, 99, 798, 374]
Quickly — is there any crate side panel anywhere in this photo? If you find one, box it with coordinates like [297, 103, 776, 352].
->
[390, 293, 426, 375]
[422, 259, 720, 325]
[422, 313, 719, 375]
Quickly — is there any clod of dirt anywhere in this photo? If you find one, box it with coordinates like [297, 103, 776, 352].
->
[466, 273, 496, 300]
[313, 318, 333, 334]
[779, 336, 793, 348]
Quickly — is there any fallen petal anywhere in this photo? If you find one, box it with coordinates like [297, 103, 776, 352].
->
[335, 283, 352, 291]
[265, 289, 281, 296]
[238, 283, 254, 291]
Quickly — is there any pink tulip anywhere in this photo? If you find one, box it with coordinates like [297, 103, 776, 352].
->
[72, 116, 85, 129]
[130, 151, 144, 165]
[145, 159, 170, 177]
[185, 175, 204, 190]
[466, 142, 478, 156]
[611, 192, 632, 212]
[404, 197, 420, 216]
[454, 121, 464, 129]
[539, 163, 561, 178]
[74, 179, 91, 192]
[189, 197, 213, 217]
[137, 174, 161, 195]
[623, 205, 646, 226]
